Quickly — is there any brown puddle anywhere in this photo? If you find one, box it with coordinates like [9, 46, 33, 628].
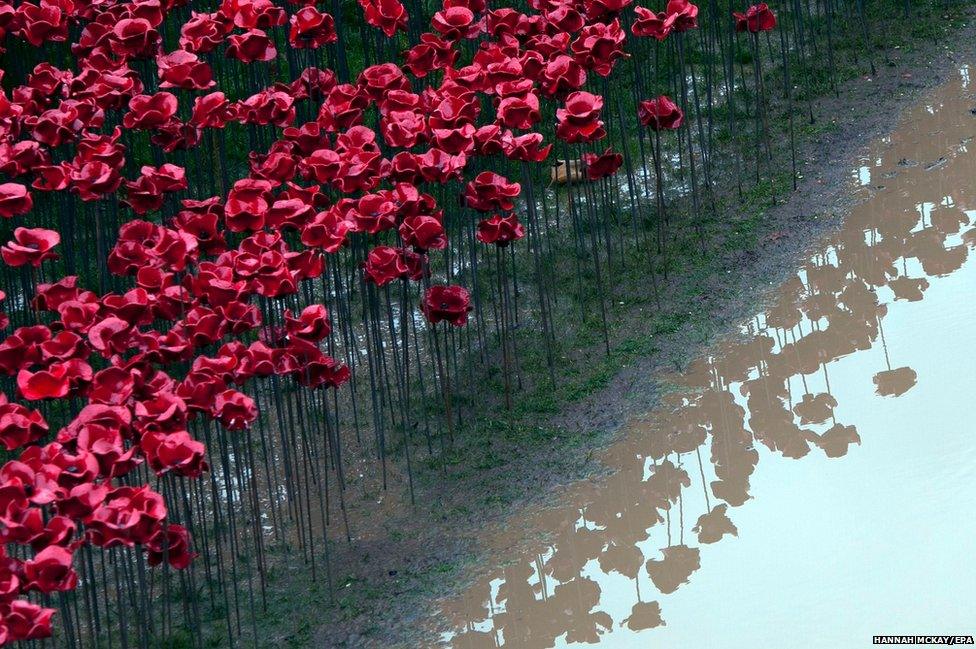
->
[434, 65, 976, 648]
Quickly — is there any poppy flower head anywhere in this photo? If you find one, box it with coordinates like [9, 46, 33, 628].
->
[147, 523, 197, 569]
[2, 228, 60, 267]
[733, 3, 776, 33]
[421, 285, 472, 326]
[665, 0, 698, 32]
[582, 148, 623, 180]
[464, 171, 521, 212]
[362, 245, 410, 286]
[555, 91, 606, 143]
[476, 213, 525, 247]
[0, 183, 33, 218]
[359, 0, 408, 37]
[289, 7, 337, 48]
[631, 6, 671, 40]
[638, 95, 684, 130]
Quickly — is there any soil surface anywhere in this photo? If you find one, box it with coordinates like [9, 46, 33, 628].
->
[305, 18, 976, 649]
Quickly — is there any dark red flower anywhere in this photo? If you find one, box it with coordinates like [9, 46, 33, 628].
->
[0, 184, 33, 219]
[362, 245, 409, 286]
[421, 285, 472, 326]
[583, 148, 624, 179]
[24, 546, 77, 593]
[225, 28, 277, 63]
[157, 50, 215, 90]
[496, 91, 541, 130]
[539, 55, 587, 98]
[191, 92, 232, 128]
[555, 91, 606, 143]
[16, 0, 69, 47]
[632, 6, 670, 39]
[212, 389, 257, 431]
[57, 483, 109, 520]
[477, 214, 525, 247]
[147, 524, 197, 570]
[358, 63, 411, 100]
[665, 0, 698, 32]
[289, 7, 337, 48]
[219, 0, 286, 29]
[123, 93, 178, 130]
[734, 3, 776, 33]
[351, 192, 397, 234]
[571, 20, 627, 77]
[638, 95, 684, 130]
[180, 11, 229, 53]
[86, 485, 167, 547]
[381, 110, 427, 148]
[431, 6, 482, 40]
[464, 172, 521, 212]
[141, 429, 208, 477]
[225, 179, 273, 232]
[17, 364, 72, 400]
[359, 0, 408, 37]
[1, 228, 60, 267]
[301, 207, 352, 253]
[111, 18, 160, 58]
[68, 161, 122, 201]
[403, 33, 457, 77]
[502, 131, 552, 162]
[544, 5, 584, 33]
[0, 395, 48, 451]
[4, 599, 55, 641]
[399, 215, 447, 251]
[284, 304, 331, 341]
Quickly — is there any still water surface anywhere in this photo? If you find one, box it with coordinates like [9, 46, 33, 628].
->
[436, 65, 976, 648]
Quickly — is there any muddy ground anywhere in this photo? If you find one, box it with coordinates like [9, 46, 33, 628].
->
[285, 17, 976, 649]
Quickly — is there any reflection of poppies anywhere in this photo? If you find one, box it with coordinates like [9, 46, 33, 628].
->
[873, 367, 918, 397]
[623, 601, 664, 631]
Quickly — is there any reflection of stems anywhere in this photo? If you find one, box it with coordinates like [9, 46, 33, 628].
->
[696, 446, 710, 512]
[877, 315, 892, 371]
[677, 453, 685, 546]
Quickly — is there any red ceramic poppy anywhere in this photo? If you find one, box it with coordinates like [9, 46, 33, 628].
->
[421, 285, 473, 326]
[476, 214, 525, 247]
[583, 148, 624, 179]
[464, 171, 521, 212]
[733, 3, 776, 33]
[1, 228, 60, 267]
[638, 95, 684, 130]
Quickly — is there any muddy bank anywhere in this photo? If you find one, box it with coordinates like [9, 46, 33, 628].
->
[299, 17, 976, 649]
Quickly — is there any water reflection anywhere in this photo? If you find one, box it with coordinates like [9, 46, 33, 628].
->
[437, 65, 976, 648]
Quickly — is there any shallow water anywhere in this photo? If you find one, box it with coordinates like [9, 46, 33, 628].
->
[435, 65, 976, 649]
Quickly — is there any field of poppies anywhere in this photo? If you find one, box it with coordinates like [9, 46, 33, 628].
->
[0, 0, 963, 644]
